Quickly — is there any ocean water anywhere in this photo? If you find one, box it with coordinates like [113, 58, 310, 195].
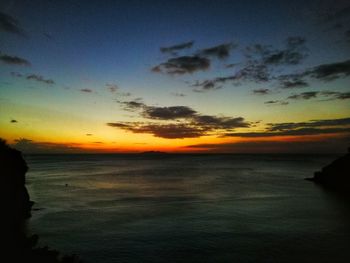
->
[24, 154, 350, 263]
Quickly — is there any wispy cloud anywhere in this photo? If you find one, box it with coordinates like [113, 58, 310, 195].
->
[223, 117, 350, 137]
[26, 74, 55, 85]
[322, 5, 350, 22]
[185, 136, 350, 153]
[160, 41, 194, 54]
[11, 72, 55, 85]
[106, 83, 118, 93]
[0, 53, 31, 66]
[171, 92, 186, 97]
[12, 138, 86, 154]
[0, 12, 25, 35]
[190, 36, 308, 92]
[267, 117, 350, 131]
[152, 55, 210, 75]
[244, 36, 307, 66]
[253, 89, 270, 95]
[306, 59, 350, 81]
[109, 100, 250, 139]
[80, 88, 93, 93]
[264, 100, 289, 106]
[287, 91, 350, 101]
[107, 122, 205, 139]
[11, 72, 23, 77]
[277, 74, 309, 89]
[143, 106, 197, 120]
[287, 91, 319, 100]
[197, 43, 237, 59]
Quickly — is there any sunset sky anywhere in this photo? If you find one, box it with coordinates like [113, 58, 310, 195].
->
[1, 0, 349, 153]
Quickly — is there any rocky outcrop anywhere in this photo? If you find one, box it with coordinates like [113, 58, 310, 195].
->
[0, 139, 81, 262]
[0, 138, 33, 252]
[308, 148, 350, 192]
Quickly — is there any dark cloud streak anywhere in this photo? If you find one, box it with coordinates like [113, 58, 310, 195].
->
[0, 54, 30, 66]
[152, 55, 210, 75]
[0, 12, 24, 35]
[26, 74, 55, 85]
[160, 41, 194, 54]
[197, 43, 236, 59]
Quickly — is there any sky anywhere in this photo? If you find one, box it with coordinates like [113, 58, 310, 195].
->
[0, 0, 349, 153]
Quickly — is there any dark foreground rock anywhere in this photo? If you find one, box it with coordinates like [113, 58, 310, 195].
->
[0, 139, 81, 262]
[307, 148, 350, 192]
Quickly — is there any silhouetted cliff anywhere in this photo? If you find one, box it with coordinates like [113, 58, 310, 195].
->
[0, 138, 81, 262]
[308, 148, 350, 192]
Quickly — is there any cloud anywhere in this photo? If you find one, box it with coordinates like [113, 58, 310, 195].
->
[188, 36, 307, 91]
[322, 6, 350, 22]
[346, 29, 350, 41]
[0, 54, 31, 66]
[264, 100, 289, 106]
[275, 59, 350, 87]
[225, 63, 236, 68]
[277, 74, 309, 89]
[197, 43, 236, 59]
[171, 92, 186, 97]
[117, 99, 249, 126]
[267, 117, 350, 131]
[10, 72, 23, 77]
[286, 90, 350, 101]
[10, 119, 17, 123]
[117, 99, 145, 111]
[143, 106, 197, 120]
[160, 41, 194, 54]
[43, 32, 53, 40]
[194, 64, 270, 90]
[0, 12, 24, 35]
[253, 89, 270, 95]
[245, 36, 307, 66]
[234, 63, 270, 83]
[323, 91, 350, 100]
[80, 88, 93, 93]
[185, 136, 350, 153]
[305, 59, 350, 81]
[111, 100, 251, 138]
[11, 138, 86, 154]
[152, 55, 210, 75]
[26, 74, 55, 85]
[119, 92, 132, 97]
[106, 83, 118, 93]
[261, 37, 307, 66]
[107, 122, 205, 139]
[192, 79, 223, 92]
[223, 117, 350, 138]
[225, 127, 350, 137]
[10, 72, 55, 85]
[287, 91, 319, 100]
[192, 115, 249, 129]
[86, 134, 93, 136]
[192, 63, 270, 91]
[268, 58, 350, 92]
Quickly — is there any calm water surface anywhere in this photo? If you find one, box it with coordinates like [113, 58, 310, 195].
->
[25, 154, 350, 263]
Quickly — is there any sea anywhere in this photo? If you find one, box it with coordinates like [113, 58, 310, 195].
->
[24, 154, 350, 263]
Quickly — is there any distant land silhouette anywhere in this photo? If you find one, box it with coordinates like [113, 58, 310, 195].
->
[140, 151, 168, 155]
[0, 138, 81, 262]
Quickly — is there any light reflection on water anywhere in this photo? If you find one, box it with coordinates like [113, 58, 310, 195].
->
[25, 154, 350, 263]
